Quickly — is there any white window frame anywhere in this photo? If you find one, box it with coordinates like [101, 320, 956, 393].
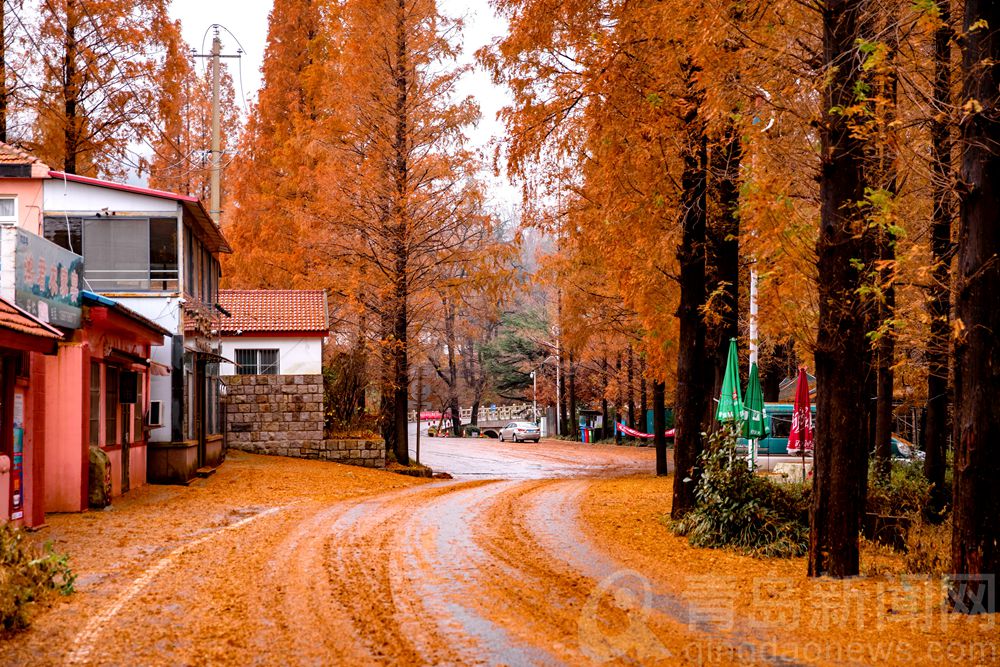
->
[235, 349, 280, 376]
[0, 195, 18, 225]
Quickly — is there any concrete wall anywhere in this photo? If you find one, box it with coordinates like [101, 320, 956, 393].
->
[224, 374, 384, 468]
[219, 336, 324, 376]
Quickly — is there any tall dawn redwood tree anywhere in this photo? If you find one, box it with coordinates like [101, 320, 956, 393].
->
[809, 0, 874, 578]
[223, 0, 330, 288]
[318, 0, 483, 464]
[950, 0, 1000, 614]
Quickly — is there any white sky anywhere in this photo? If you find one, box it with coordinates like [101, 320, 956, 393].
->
[167, 0, 518, 208]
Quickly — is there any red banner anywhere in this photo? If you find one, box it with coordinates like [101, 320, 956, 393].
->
[616, 423, 675, 439]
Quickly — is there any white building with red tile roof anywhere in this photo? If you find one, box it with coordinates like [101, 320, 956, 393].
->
[217, 289, 329, 376]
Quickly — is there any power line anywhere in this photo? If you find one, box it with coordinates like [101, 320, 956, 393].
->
[214, 24, 252, 115]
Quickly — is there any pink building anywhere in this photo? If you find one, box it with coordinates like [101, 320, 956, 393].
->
[43, 292, 168, 512]
[0, 299, 62, 526]
[0, 143, 171, 525]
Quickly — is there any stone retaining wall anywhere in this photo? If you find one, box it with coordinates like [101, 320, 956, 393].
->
[223, 374, 385, 468]
[317, 438, 386, 468]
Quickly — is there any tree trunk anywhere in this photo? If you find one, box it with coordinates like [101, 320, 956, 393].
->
[809, 0, 872, 578]
[672, 58, 709, 520]
[558, 348, 568, 436]
[653, 380, 667, 476]
[390, 283, 409, 464]
[601, 355, 610, 440]
[626, 344, 636, 429]
[444, 299, 461, 437]
[568, 349, 578, 440]
[388, 0, 410, 465]
[761, 339, 795, 402]
[63, 1, 79, 174]
[871, 21, 900, 486]
[873, 335, 894, 482]
[639, 356, 647, 433]
[708, 122, 742, 407]
[615, 351, 623, 445]
[874, 218, 897, 484]
[924, 0, 953, 520]
[950, 0, 1000, 613]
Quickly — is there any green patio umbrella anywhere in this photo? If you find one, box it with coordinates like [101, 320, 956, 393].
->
[742, 362, 767, 470]
[716, 338, 743, 424]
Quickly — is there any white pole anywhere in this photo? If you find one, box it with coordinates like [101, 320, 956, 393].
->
[532, 370, 537, 423]
[555, 354, 562, 436]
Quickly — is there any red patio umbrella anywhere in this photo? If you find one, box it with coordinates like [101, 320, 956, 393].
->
[786, 366, 813, 456]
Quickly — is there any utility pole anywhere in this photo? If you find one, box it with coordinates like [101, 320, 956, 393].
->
[192, 25, 241, 223]
[210, 32, 221, 222]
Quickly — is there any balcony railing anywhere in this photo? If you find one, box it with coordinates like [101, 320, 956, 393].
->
[83, 268, 179, 292]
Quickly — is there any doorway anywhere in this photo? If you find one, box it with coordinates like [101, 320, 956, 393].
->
[121, 411, 130, 494]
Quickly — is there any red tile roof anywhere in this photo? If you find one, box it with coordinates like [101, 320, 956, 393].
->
[0, 298, 63, 339]
[0, 142, 43, 165]
[217, 290, 329, 335]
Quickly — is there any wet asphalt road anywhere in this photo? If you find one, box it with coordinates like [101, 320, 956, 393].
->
[406, 422, 810, 478]
[407, 428, 660, 478]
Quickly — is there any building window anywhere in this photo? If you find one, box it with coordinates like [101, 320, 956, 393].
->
[235, 349, 279, 375]
[43, 216, 82, 254]
[133, 380, 143, 442]
[42, 216, 179, 291]
[105, 366, 119, 445]
[149, 218, 178, 291]
[0, 196, 17, 224]
[90, 362, 101, 446]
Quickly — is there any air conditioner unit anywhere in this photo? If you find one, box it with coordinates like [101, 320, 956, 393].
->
[148, 400, 164, 428]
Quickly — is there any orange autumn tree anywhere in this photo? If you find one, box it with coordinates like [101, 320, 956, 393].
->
[312, 0, 489, 463]
[31, 0, 174, 177]
[222, 0, 333, 288]
[0, 3, 32, 143]
[484, 1, 722, 489]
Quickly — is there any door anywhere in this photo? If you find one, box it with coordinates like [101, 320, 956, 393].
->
[195, 358, 206, 468]
[121, 409, 130, 494]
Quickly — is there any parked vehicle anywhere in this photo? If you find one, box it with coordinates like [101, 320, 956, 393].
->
[737, 403, 923, 460]
[498, 421, 540, 443]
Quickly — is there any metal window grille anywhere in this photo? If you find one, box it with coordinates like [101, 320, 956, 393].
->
[235, 349, 279, 376]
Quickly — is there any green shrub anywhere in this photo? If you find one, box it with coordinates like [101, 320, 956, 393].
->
[867, 460, 931, 517]
[0, 524, 75, 633]
[672, 427, 810, 558]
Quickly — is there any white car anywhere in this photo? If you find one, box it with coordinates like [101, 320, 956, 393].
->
[498, 421, 540, 443]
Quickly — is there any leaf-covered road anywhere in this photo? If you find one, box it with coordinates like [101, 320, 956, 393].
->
[5, 440, 990, 666]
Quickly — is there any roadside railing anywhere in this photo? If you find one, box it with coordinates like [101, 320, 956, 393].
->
[408, 403, 533, 423]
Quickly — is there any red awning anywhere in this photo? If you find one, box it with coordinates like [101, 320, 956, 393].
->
[0, 297, 62, 354]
